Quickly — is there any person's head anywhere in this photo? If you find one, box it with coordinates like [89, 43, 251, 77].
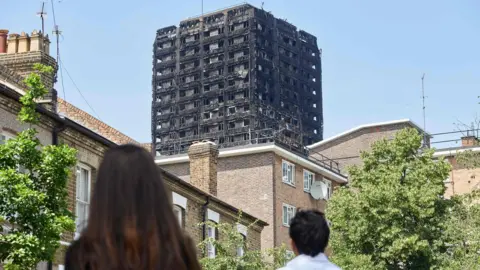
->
[68, 144, 200, 270]
[289, 209, 330, 257]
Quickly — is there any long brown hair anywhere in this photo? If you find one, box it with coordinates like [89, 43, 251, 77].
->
[64, 144, 201, 270]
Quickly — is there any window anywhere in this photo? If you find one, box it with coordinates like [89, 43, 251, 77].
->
[75, 164, 91, 239]
[282, 204, 296, 227]
[303, 170, 314, 192]
[237, 234, 246, 256]
[282, 160, 295, 186]
[324, 179, 332, 200]
[207, 224, 216, 258]
[173, 205, 183, 227]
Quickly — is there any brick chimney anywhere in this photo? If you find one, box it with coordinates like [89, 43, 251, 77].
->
[0, 30, 58, 112]
[461, 136, 478, 147]
[188, 141, 219, 196]
[0, 30, 8, 54]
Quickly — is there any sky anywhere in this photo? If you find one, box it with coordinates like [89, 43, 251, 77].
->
[2, 0, 480, 148]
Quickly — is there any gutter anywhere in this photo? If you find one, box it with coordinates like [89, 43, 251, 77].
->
[48, 121, 67, 270]
[156, 144, 348, 183]
[202, 196, 210, 255]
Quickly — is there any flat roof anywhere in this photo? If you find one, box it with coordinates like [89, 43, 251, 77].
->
[433, 145, 480, 157]
[308, 119, 430, 149]
[156, 142, 348, 183]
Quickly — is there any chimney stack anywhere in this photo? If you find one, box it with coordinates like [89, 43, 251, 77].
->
[188, 141, 219, 196]
[6, 33, 19, 54]
[461, 136, 478, 147]
[0, 30, 8, 54]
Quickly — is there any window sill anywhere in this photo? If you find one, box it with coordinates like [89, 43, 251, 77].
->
[282, 181, 296, 188]
[282, 223, 290, 228]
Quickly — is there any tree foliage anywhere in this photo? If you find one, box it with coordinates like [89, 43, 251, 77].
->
[0, 64, 77, 269]
[326, 128, 453, 269]
[438, 190, 480, 269]
[198, 214, 292, 270]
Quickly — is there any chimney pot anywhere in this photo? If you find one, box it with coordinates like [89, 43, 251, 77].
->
[188, 141, 219, 196]
[0, 30, 8, 53]
[461, 136, 478, 147]
[7, 33, 19, 54]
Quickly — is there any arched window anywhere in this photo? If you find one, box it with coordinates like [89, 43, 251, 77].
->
[207, 222, 218, 258]
[236, 224, 247, 256]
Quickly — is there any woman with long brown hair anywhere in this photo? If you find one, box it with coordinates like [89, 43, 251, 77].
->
[64, 144, 201, 270]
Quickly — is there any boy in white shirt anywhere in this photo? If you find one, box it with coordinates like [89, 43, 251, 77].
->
[278, 209, 340, 270]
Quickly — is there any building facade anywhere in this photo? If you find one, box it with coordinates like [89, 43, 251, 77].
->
[156, 142, 347, 251]
[307, 119, 430, 174]
[434, 136, 480, 197]
[152, 3, 323, 156]
[0, 30, 265, 269]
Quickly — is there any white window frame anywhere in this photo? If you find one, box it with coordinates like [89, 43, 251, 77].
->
[282, 203, 296, 227]
[303, 170, 314, 192]
[207, 224, 216, 258]
[173, 205, 183, 227]
[75, 163, 91, 239]
[282, 160, 295, 186]
[236, 224, 247, 256]
[1, 131, 26, 173]
[324, 179, 332, 200]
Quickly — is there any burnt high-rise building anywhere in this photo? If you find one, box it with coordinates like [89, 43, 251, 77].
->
[152, 4, 322, 156]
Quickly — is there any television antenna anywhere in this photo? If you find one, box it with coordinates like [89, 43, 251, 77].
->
[37, 2, 47, 34]
[421, 73, 427, 146]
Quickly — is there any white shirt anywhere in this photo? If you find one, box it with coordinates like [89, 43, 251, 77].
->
[278, 253, 341, 270]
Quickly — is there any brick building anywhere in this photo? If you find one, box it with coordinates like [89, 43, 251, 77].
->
[152, 3, 323, 156]
[0, 29, 265, 269]
[156, 142, 347, 251]
[307, 119, 430, 174]
[434, 136, 480, 197]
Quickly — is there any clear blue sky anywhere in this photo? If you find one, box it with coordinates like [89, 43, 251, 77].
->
[2, 0, 479, 147]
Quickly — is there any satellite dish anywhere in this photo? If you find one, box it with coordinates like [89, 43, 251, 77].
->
[310, 181, 327, 200]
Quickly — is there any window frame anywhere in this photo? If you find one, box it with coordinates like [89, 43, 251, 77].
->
[173, 205, 183, 227]
[324, 179, 332, 200]
[282, 203, 296, 227]
[303, 169, 314, 192]
[75, 163, 92, 239]
[207, 223, 217, 258]
[237, 234, 246, 257]
[282, 160, 295, 186]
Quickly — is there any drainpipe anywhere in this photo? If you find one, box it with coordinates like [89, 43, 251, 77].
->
[202, 196, 211, 244]
[48, 122, 66, 270]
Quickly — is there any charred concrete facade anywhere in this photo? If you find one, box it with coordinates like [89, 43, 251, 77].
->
[152, 4, 323, 156]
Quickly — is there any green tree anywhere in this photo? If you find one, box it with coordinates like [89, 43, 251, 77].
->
[439, 190, 480, 269]
[198, 214, 292, 270]
[326, 128, 452, 269]
[0, 64, 77, 269]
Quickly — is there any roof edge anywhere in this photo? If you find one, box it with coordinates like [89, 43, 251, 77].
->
[156, 143, 347, 183]
[308, 119, 430, 149]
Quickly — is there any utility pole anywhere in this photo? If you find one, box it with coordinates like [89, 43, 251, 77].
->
[37, 2, 47, 34]
[421, 73, 427, 147]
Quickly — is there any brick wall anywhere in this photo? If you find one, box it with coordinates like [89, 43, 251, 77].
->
[273, 154, 338, 247]
[161, 152, 276, 250]
[161, 151, 342, 251]
[217, 153, 276, 250]
[164, 173, 264, 256]
[444, 156, 480, 197]
[0, 87, 109, 266]
[310, 123, 415, 173]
